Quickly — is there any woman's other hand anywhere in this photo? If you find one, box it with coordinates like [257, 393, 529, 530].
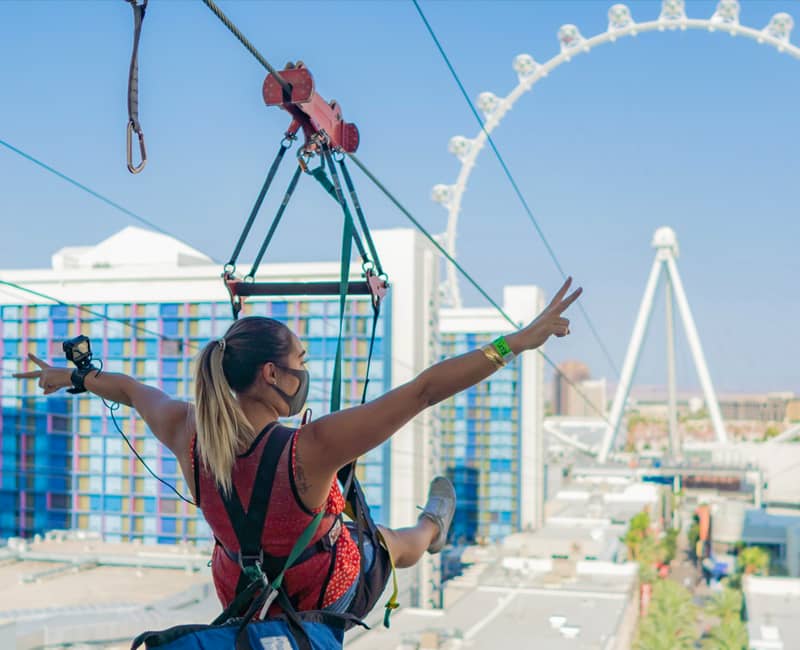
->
[515, 277, 582, 351]
[13, 353, 73, 395]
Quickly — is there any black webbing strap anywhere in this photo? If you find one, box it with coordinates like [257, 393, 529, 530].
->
[217, 515, 342, 579]
[310, 164, 370, 267]
[247, 165, 303, 279]
[219, 423, 289, 600]
[126, 0, 147, 173]
[226, 141, 292, 272]
[361, 304, 381, 404]
[235, 587, 312, 650]
[338, 158, 385, 278]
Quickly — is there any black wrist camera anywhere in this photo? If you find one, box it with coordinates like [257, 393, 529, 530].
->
[62, 335, 96, 394]
[63, 335, 93, 370]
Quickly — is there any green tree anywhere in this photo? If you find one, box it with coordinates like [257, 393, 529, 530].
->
[761, 425, 781, 442]
[705, 588, 743, 621]
[635, 581, 698, 650]
[702, 620, 748, 650]
[637, 535, 660, 585]
[687, 520, 700, 560]
[703, 589, 748, 650]
[623, 510, 652, 562]
[660, 528, 679, 565]
[739, 546, 770, 576]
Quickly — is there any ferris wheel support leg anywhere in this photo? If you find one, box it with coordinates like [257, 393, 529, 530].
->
[665, 257, 727, 444]
[598, 256, 663, 464]
[665, 275, 681, 460]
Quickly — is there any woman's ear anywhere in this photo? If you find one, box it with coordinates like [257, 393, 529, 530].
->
[260, 362, 278, 386]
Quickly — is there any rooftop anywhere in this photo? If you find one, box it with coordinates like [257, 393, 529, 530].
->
[0, 531, 216, 650]
[347, 553, 637, 650]
[743, 575, 800, 650]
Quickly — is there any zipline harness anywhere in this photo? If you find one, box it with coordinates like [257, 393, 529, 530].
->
[133, 62, 397, 650]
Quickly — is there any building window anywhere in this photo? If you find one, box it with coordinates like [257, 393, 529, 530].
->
[104, 496, 122, 512]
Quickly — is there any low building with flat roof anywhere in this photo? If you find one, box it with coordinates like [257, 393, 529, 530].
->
[348, 473, 647, 650]
[743, 575, 800, 650]
[347, 540, 638, 650]
[0, 531, 216, 649]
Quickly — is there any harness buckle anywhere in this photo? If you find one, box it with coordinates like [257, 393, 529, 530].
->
[322, 517, 343, 551]
[237, 548, 265, 571]
[365, 269, 389, 310]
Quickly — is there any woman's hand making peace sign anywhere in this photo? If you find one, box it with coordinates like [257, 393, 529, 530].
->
[13, 354, 74, 395]
[515, 277, 582, 351]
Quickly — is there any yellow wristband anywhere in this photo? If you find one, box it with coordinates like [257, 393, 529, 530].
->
[481, 344, 505, 369]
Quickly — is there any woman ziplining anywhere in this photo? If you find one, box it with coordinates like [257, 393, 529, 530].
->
[8, 9, 584, 645]
[14, 277, 581, 648]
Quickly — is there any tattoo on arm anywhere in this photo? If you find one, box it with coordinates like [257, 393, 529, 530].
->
[294, 442, 312, 496]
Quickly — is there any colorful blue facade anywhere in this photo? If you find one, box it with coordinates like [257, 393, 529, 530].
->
[439, 332, 521, 543]
[0, 297, 389, 543]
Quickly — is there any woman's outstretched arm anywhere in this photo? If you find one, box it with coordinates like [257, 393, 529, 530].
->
[13, 357, 192, 455]
[299, 278, 582, 482]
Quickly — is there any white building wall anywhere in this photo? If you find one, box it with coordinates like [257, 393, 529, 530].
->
[440, 285, 546, 533]
[0, 226, 441, 608]
[372, 229, 440, 607]
[504, 286, 546, 531]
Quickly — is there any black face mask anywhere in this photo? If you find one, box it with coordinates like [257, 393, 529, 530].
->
[272, 366, 309, 417]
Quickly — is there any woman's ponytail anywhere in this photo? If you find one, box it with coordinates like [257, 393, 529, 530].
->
[194, 338, 254, 496]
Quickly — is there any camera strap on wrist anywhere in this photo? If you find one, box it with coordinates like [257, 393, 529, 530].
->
[68, 364, 98, 394]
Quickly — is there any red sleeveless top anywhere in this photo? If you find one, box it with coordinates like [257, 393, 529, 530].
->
[193, 424, 361, 613]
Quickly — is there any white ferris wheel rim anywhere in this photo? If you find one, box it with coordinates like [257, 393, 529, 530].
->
[431, 1, 799, 307]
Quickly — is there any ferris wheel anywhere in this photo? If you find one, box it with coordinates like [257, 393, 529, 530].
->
[430, 0, 798, 308]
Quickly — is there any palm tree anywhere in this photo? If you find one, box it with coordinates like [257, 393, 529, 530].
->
[637, 535, 660, 585]
[660, 527, 679, 565]
[738, 546, 770, 576]
[623, 510, 651, 561]
[702, 619, 748, 650]
[705, 588, 743, 622]
[635, 581, 698, 650]
[702, 588, 748, 650]
[687, 519, 700, 562]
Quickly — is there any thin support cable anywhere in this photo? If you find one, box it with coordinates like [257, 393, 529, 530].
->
[348, 153, 610, 426]
[0, 279, 195, 350]
[411, 0, 620, 379]
[0, 138, 219, 263]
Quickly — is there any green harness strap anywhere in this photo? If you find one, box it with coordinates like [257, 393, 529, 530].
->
[310, 161, 399, 628]
[216, 509, 326, 625]
[310, 164, 352, 415]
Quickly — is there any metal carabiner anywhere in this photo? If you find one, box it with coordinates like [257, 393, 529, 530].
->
[297, 146, 324, 174]
[126, 121, 147, 174]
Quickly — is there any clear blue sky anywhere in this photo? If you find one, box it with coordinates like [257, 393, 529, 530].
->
[1, 1, 798, 395]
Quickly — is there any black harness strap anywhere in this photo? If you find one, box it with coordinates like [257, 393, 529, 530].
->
[219, 423, 289, 600]
[126, 0, 147, 173]
[337, 157, 385, 278]
[226, 139, 292, 273]
[246, 165, 303, 281]
[217, 516, 342, 578]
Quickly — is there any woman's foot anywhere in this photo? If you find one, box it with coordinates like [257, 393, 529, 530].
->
[418, 476, 456, 554]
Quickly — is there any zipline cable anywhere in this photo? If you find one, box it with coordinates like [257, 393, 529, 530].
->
[0, 139, 216, 262]
[191, 0, 615, 422]
[200, 0, 291, 92]
[347, 153, 612, 425]
[0, 279, 189, 348]
[411, 0, 621, 379]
